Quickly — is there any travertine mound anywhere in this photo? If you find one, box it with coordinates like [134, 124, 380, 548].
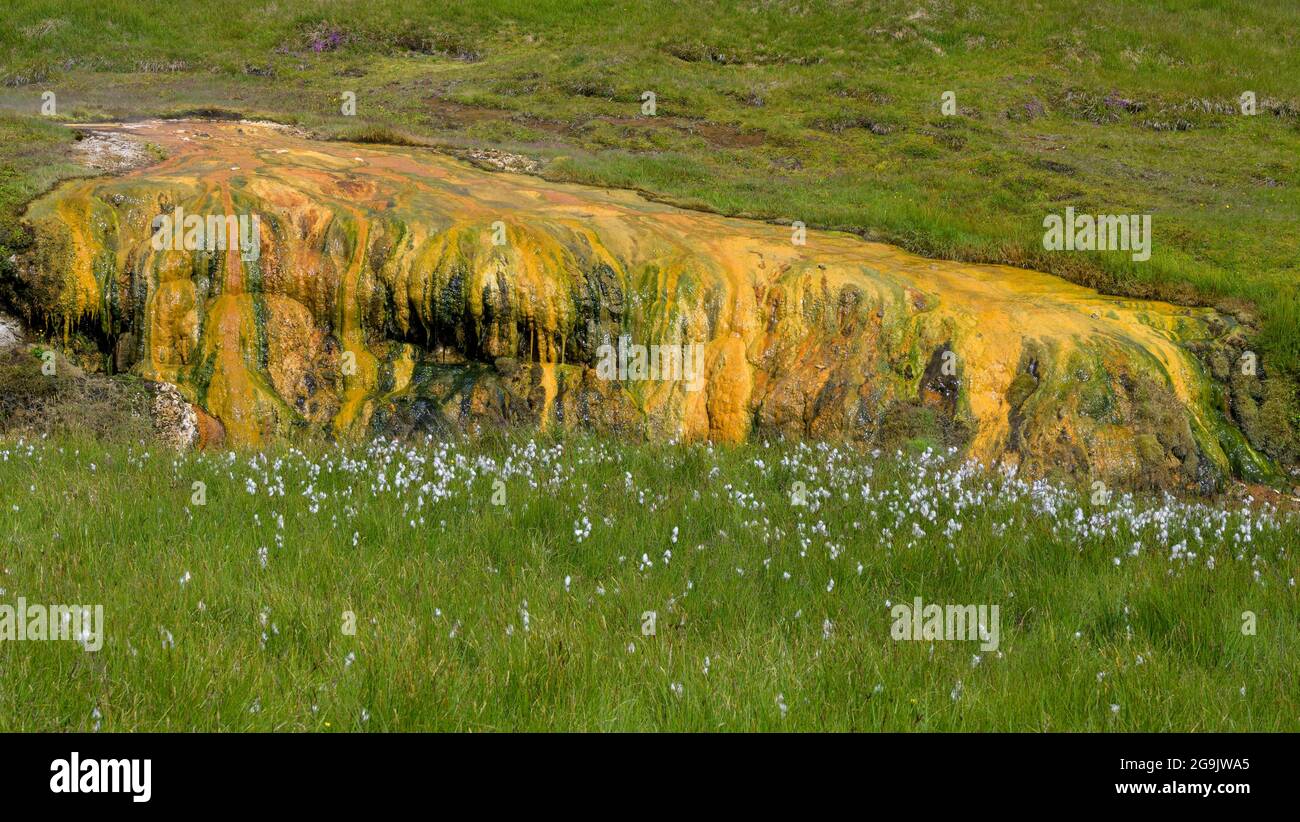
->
[18, 120, 1275, 490]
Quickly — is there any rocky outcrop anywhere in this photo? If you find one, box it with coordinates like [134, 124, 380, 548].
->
[149, 381, 199, 450]
[15, 120, 1279, 491]
[0, 311, 22, 351]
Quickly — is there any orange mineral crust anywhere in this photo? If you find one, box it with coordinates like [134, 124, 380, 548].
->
[20, 120, 1272, 490]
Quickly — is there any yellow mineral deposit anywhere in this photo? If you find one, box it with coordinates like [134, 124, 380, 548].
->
[21, 120, 1272, 489]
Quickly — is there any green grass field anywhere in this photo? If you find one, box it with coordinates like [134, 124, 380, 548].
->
[0, 2, 1298, 731]
[0, 435, 1295, 731]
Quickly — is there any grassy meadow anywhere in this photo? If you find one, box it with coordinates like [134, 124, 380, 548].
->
[0, 435, 1296, 731]
[0, 2, 1298, 731]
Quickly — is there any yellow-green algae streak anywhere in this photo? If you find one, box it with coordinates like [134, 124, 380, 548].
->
[22, 120, 1274, 490]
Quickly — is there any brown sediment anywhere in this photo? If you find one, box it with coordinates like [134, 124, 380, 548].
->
[18, 119, 1275, 489]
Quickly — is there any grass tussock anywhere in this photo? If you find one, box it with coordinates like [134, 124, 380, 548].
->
[329, 124, 426, 146]
[0, 347, 154, 441]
